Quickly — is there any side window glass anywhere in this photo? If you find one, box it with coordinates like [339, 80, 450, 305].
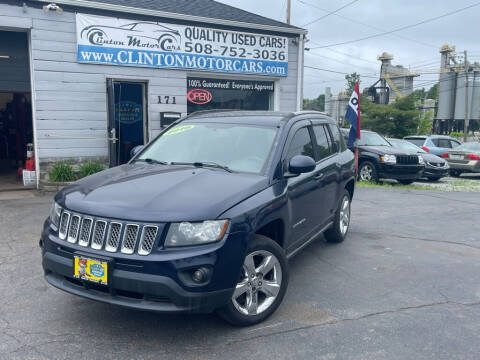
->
[313, 125, 333, 161]
[431, 138, 440, 147]
[328, 124, 343, 152]
[438, 139, 451, 148]
[450, 140, 461, 148]
[286, 127, 314, 161]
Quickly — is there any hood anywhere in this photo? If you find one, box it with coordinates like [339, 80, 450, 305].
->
[420, 152, 446, 164]
[56, 164, 268, 222]
[358, 145, 418, 156]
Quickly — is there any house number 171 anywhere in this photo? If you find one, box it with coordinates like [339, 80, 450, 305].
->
[158, 96, 176, 104]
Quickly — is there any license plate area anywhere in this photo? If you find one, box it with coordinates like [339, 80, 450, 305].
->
[450, 154, 464, 160]
[73, 254, 110, 286]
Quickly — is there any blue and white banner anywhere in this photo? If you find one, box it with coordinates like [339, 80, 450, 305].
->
[76, 14, 289, 77]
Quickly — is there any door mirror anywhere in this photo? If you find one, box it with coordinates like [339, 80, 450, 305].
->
[130, 145, 144, 159]
[288, 155, 316, 175]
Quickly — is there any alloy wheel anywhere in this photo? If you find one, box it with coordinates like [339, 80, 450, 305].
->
[232, 250, 282, 316]
[339, 195, 350, 236]
[360, 164, 373, 181]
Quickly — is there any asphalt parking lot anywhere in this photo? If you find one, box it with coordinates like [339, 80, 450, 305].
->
[1, 187, 479, 360]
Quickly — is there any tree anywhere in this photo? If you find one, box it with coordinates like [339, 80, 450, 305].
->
[303, 94, 325, 111]
[360, 93, 420, 138]
[426, 83, 438, 100]
[345, 72, 360, 94]
[417, 110, 434, 135]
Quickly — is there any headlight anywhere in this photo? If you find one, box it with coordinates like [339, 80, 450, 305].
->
[380, 154, 396, 164]
[164, 220, 229, 247]
[418, 156, 425, 165]
[50, 202, 62, 227]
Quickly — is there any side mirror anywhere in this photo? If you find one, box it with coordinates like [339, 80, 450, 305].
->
[288, 155, 315, 175]
[130, 145, 144, 159]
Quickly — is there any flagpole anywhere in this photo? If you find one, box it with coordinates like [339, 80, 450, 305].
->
[355, 78, 360, 182]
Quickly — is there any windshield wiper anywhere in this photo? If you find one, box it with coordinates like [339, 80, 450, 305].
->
[134, 158, 168, 165]
[170, 161, 233, 173]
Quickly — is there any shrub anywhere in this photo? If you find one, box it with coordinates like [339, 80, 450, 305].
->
[78, 161, 104, 178]
[449, 131, 463, 139]
[49, 163, 77, 182]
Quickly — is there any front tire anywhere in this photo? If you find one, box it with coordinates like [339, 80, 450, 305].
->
[217, 235, 288, 326]
[398, 179, 414, 185]
[427, 177, 441, 182]
[450, 170, 462, 177]
[325, 190, 351, 243]
[358, 161, 378, 182]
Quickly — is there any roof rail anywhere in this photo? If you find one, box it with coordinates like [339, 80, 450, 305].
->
[293, 110, 328, 116]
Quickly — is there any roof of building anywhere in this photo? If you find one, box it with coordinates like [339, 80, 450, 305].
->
[36, 0, 306, 34]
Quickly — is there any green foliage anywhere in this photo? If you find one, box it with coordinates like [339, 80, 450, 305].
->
[417, 110, 434, 135]
[426, 83, 439, 100]
[49, 163, 77, 182]
[78, 161, 104, 178]
[411, 88, 426, 102]
[345, 72, 360, 94]
[449, 131, 463, 139]
[303, 94, 325, 111]
[360, 94, 420, 138]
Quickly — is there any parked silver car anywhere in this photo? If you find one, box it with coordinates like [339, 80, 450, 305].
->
[443, 142, 480, 176]
[404, 135, 461, 157]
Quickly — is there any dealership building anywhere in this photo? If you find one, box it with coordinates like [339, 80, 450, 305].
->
[0, 0, 306, 188]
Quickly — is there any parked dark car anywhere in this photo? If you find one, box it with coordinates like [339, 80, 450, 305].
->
[341, 129, 424, 184]
[443, 142, 480, 176]
[41, 111, 356, 326]
[387, 138, 449, 181]
[404, 135, 461, 157]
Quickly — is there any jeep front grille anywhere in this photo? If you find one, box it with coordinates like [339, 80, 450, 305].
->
[78, 218, 93, 247]
[57, 211, 159, 255]
[138, 226, 159, 256]
[67, 215, 81, 244]
[397, 155, 419, 165]
[121, 224, 140, 254]
[105, 222, 122, 252]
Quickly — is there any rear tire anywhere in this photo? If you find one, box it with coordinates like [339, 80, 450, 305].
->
[325, 190, 351, 243]
[427, 177, 441, 182]
[358, 161, 378, 182]
[217, 234, 288, 326]
[398, 180, 414, 185]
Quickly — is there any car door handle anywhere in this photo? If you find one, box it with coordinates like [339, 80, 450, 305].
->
[314, 173, 324, 180]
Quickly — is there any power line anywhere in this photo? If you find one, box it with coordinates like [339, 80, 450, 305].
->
[298, 0, 438, 49]
[305, 65, 378, 78]
[302, 0, 360, 27]
[310, 1, 480, 49]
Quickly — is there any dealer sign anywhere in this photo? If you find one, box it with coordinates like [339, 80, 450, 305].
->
[76, 14, 289, 76]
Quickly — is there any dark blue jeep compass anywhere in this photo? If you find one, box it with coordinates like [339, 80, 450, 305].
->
[41, 110, 356, 326]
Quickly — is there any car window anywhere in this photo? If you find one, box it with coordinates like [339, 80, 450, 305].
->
[286, 127, 315, 161]
[431, 138, 440, 146]
[450, 140, 461, 148]
[312, 125, 333, 161]
[437, 139, 451, 148]
[358, 132, 391, 146]
[328, 124, 344, 152]
[405, 138, 426, 147]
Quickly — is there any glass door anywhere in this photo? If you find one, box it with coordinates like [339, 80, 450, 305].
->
[107, 80, 147, 167]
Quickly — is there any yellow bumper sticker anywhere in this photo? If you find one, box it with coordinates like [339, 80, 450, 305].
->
[74, 256, 108, 285]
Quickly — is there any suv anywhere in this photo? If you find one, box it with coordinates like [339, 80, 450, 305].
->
[341, 129, 425, 184]
[404, 135, 461, 157]
[41, 111, 355, 326]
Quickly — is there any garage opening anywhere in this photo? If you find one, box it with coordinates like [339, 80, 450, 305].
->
[0, 31, 33, 190]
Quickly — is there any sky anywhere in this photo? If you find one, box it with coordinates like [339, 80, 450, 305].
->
[216, 0, 480, 99]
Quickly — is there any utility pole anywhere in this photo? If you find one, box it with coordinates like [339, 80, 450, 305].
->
[463, 50, 469, 142]
[286, 0, 291, 24]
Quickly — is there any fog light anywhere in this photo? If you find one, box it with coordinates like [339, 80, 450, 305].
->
[192, 268, 206, 283]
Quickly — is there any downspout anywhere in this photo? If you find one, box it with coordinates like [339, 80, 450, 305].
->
[296, 35, 304, 111]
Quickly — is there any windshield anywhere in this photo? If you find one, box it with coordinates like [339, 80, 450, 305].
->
[358, 132, 391, 146]
[137, 122, 278, 174]
[389, 139, 425, 153]
[456, 142, 480, 152]
[404, 138, 426, 147]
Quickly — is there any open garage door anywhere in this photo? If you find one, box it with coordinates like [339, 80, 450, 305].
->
[0, 30, 33, 190]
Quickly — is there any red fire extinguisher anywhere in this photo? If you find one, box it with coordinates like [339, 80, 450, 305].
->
[25, 143, 35, 171]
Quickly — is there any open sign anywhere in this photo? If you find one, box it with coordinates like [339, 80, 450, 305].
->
[187, 89, 212, 105]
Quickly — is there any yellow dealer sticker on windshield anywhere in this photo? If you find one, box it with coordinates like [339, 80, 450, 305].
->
[164, 125, 195, 136]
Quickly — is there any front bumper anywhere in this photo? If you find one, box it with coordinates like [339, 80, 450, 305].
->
[41, 221, 247, 313]
[377, 163, 424, 180]
[423, 164, 449, 178]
